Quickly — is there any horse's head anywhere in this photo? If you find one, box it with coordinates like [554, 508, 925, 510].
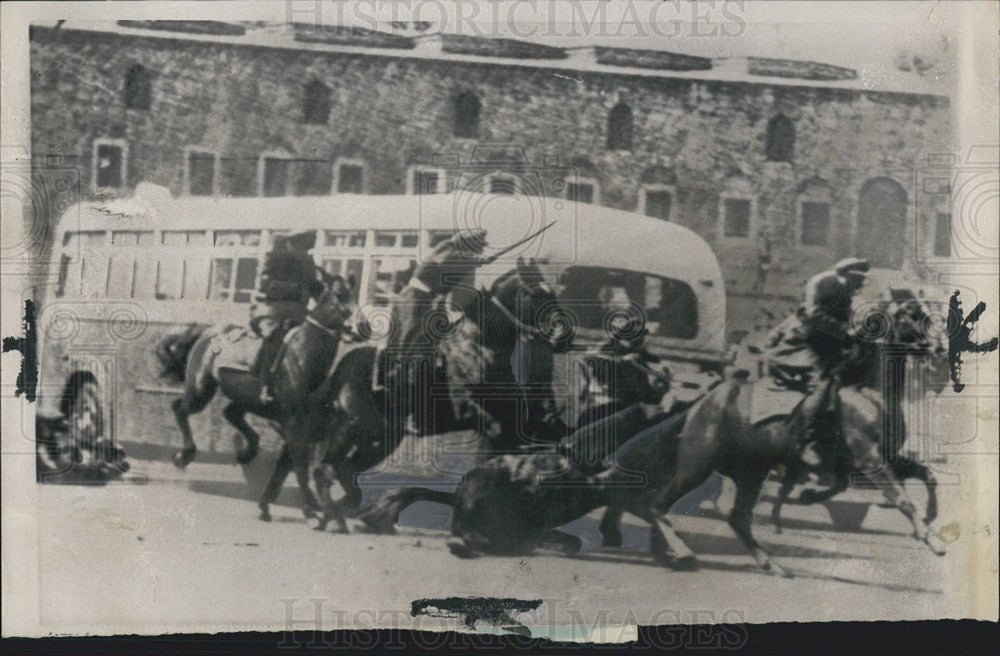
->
[310, 274, 355, 331]
[490, 258, 574, 353]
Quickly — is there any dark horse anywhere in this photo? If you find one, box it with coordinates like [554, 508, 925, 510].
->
[258, 258, 574, 530]
[615, 296, 950, 576]
[166, 279, 354, 512]
[360, 298, 950, 571]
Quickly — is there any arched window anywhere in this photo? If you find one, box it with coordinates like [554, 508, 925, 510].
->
[765, 114, 794, 162]
[454, 92, 480, 138]
[856, 177, 907, 268]
[796, 178, 832, 246]
[606, 102, 633, 151]
[302, 79, 331, 124]
[124, 64, 152, 110]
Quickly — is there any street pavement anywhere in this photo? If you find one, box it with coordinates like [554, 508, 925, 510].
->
[30, 446, 957, 636]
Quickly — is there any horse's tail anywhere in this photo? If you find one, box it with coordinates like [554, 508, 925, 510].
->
[155, 324, 210, 383]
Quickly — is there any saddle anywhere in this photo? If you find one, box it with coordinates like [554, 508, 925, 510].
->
[211, 326, 264, 379]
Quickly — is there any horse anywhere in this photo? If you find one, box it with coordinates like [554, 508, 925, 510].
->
[615, 296, 950, 577]
[166, 278, 353, 472]
[275, 259, 573, 531]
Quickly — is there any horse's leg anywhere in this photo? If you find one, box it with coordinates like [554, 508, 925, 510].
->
[222, 402, 260, 465]
[311, 453, 349, 534]
[540, 529, 582, 556]
[770, 463, 800, 534]
[728, 469, 791, 576]
[890, 458, 939, 526]
[285, 435, 322, 523]
[171, 376, 216, 469]
[257, 443, 292, 521]
[868, 465, 946, 556]
[598, 503, 625, 548]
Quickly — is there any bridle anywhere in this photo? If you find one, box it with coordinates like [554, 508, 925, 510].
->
[305, 314, 343, 339]
[489, 293, 545, 338]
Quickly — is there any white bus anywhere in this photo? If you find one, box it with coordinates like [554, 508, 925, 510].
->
[36, 190, 728, 469]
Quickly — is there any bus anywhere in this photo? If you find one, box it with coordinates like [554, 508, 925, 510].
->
[35, 189, 728, 474]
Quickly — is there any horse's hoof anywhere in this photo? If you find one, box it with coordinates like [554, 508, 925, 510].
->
[766, 562, 794, 578]
[600, 533, 623, 549]
[662, 554, 698, 571]
[259, 510, 272, 522]
[447, 539, 481, 559]
[333, 522, 350, 535]
[925, 533, 947, 556]
[797, 490, 818, 505]
[172, 447, 197, 469]
[236, 445, 258, 465]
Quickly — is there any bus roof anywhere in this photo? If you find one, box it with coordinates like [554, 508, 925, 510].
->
[60, 193, 724, 285]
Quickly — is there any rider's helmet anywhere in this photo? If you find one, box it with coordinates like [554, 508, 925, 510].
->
[834, 257, 870, 285]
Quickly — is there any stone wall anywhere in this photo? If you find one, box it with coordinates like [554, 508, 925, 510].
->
[29, 25, 953, 333]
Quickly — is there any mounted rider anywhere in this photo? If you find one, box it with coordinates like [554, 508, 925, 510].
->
[250, 230, 326, 401]
[383, 229, 487, 435]
[764, 257, 870, 468]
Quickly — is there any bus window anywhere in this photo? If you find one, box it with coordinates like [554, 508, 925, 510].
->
[184, 259, 210, 300]
[214, 230, 261, 247]
[56, 254, 71, 297]
[111, 230, 154, 246]
[156, 258, 184, 299]
[374, 231, 419, 249]
[369, 257, 416, 305]
[209, 257, 258, 302]
[558, 267, 698, 340]
[162, 230, 207, 246]
[81, 256, 110, 298]
[209, 259, 233, 300]
[62, 230, 106, 249]
[108, 256, 135, 298]
[325, 231, 366, 248]
[321, 258, 363, 301]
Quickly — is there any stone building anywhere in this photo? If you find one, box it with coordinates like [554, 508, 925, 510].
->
[28, 21, 954, 334]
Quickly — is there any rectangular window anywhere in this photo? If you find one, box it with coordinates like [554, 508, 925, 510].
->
[337, 164, 365, 194]
[262, 158, 291, 197]
[214, 230, 261, 247]
[722, 198, 752, 238]
[295, 159, 333, 196]
[219, 156, 258, 197]
[566, 182, 595, 204]
[111, 230, 154, 246]
[412, 169, 442, 195]
[934, 212, 951, 257]
[643, 189, 673, 222]
[208, 257, 258, 302]
[321, 258, 363, 301]
[94, 143, 125, 190]
[161, 230, 207, 246]
[187, 152, 216, 195]
[800, 201, 830, 246]
[490, 176, 516, 195]
[324, 230, 367, 248]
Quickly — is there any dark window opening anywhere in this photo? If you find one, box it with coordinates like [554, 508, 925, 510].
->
[765, 114, 795, 162]
[337, 164, 364, 193]
[644, 189, 673, 221]
[295, 159, 333, 195]
[219, 156, 258, 197]
[413, 169, 441, 195]
[606, 103, 633, 151]
[188, 152, 215, 196]
[95, 144, 124, 189]
[302, 80, 331, 124]
[124, 64, 153, 110]
[566, 182, 595, 204]
[723, 198, 752, 238]
[490, 176, 516, 195]
[934, 212, 952, 257]
[800, 201, 830, 246]
[262, 158, 290, 197]
[454, 92, 481, 138]
[558, 266, 698, 340]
